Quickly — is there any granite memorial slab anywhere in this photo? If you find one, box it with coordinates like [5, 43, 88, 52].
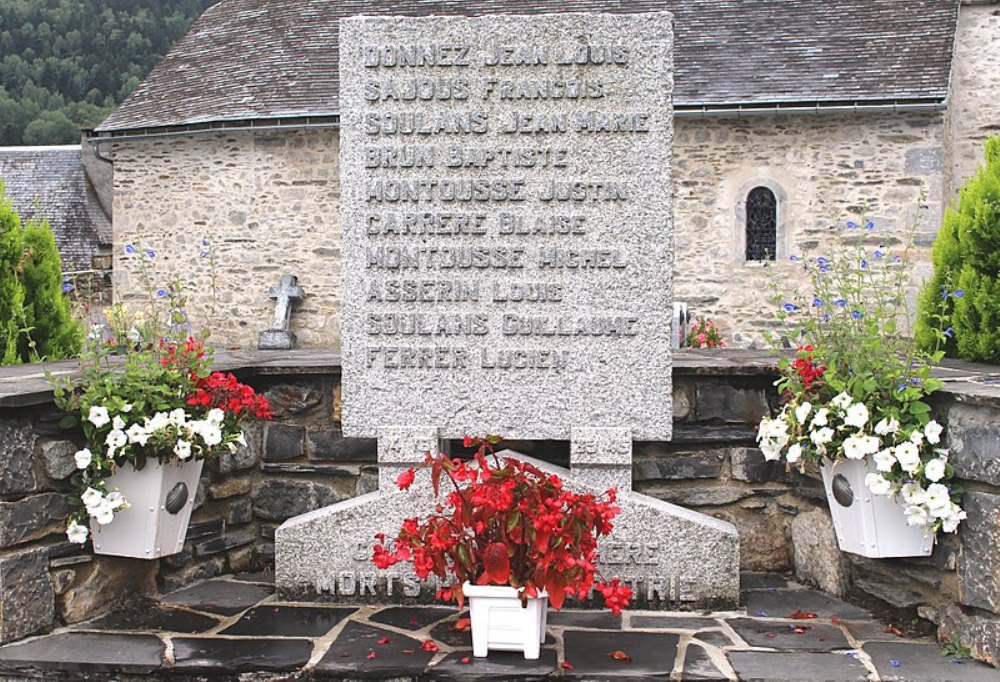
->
[276, 11, 739, 609]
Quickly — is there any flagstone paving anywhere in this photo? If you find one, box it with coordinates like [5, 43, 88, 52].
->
[0, 572, 996, 681]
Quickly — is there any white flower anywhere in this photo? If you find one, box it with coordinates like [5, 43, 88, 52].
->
[786, 442, 802, 464]
[865, 472, 892, 496]
[120, 403, 133, 413]
[940, 507, 967, 533]
[904, 504, 930, 528]
[874, 417, 900, 436]
[901, 481, 927, 505]
[831, 392, 853, 409]
[105, 428, 127, 449]
[236, 431, 247, 447]
[924, 458, 947, 483]
[126, 327, 142, 344]
[93, 500, 116, 525]
[811, 427, 835, 448]
[757, 417, 790, 461]
[842, 435, 869, 460]
[87, 405, 110, 428]
[925, 483, 952, 516]
[925, 420, 944, 445]
[174, 439, 192, 460]
[74, 448, 93, 470]
[794, 402, 812, 425]
[910, 430, 924, 446]
[873, 448, 896, 473]
[106, 491, 127, 509]
[810, 408, 829, 428]
[207, 408, 225, 425]
[81, 487, 104, 512]
[843, 403, 870, 429]
[112, 415, 126, 431]
[169, 408, 187, 426]
[146, 411, 171, 433]
[894, 441, 921, 474]
[66, 520, 89, 544]
[126, 422, 150, 446]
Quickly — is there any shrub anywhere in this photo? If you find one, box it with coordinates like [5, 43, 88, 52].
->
[916, 136, 1000, 363]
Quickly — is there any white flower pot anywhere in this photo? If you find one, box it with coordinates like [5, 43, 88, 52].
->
[90, 458, 204, 559]
[820, 458, 934, 558]
[463, 582, 548, 659]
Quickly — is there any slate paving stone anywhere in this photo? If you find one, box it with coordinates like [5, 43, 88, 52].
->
[864, 641, 1000, 681]
[431, 649, 559, 681]
[160, 579, 273, 616]
[315, 620, 434, 677]
[842, 619, 912, 643]
[429, 617, 555, 649]
[682, 643, 728, 681]
[220, 605, 356, 637]
[82, 604, 221, 634]
[692, 629, 736, 648]
[546, 610, 622, 629]
[563, 630, 679, 678]
[0, 633, 163, 675]
[172, 637, 312, 673]
[727, 651, 869, 682]
[630, 615, 719, 630]
[728, 617, 851, 651]
[369, 605, 455, 630]
[741, 572, 789, 590]
[229, 569, 275, 584]
[744, 589, 871, 620]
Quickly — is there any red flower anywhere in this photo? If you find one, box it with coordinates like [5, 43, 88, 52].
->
[396, 468, 416, 491]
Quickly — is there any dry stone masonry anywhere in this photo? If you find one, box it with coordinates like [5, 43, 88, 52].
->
[276, 12, 741, 609]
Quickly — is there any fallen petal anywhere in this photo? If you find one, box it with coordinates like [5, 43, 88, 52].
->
[608, 650, 632, 662]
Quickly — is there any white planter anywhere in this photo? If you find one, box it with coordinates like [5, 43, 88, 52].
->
[90, 458, 204, 559]
[820, 458, 934, 558]
[463, 582, 548, 659]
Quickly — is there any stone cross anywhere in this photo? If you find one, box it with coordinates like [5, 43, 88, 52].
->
[258, 274, 304, 350]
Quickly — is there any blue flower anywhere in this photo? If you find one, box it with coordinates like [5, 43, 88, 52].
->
[852, 310, 862, 319]
[834, 298, 847, 307]
[789, 255, 801, 262]
[817, 257, 830, 266]
[865, 220, 875, 230]
[874, 249, 885, 259]
[783, 303, 800, 312]
[822, 313, 831, 322]
[812, 298, 823, 307]
[144, 249, 156, 259]
[953, 289, 965, 298]
[891, 255, 902, 263]
[124, 243, 136, 254]
[846, 221, 858, 229]
[890, 660, 901, 668]
[200, 250, 209, 258]
[860, 259, 868, 269]
[155, 288, 168, 298]
[943, 327, 954, 338]
[61, 281, 74, 293]
[941, 288, 950, 299]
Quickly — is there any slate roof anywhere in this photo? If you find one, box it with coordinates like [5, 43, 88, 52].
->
[96, 0, 960, 133]
[0, 146, 111, 271]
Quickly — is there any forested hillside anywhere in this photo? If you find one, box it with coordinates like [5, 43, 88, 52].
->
[0, 0, 217, 145]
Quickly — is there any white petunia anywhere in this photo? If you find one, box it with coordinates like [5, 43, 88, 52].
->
[857, 435, 881, 458]
[904, 504, 930, 528]
[126, 422, 150, 446]
[831, 392, 853, 409]
[74, 448, 93, 470]
[169, 408, 187, 426]
[901, 482, 927, 505]
[66, 520, 89, 544]
[842, 435, 868, 460]
[940, 506, 967, 533]
[87, 405, 110, 428]
[874, 417, 900, 436]
[925, 420, 944, 445]
[207, 408, 225, 425]
[924, 458, 947, 483]
[925, 483, 952, 516]
[843, 403, 870, 429]
[810, 408, 830, 428]
[873, 448, 896, 473]
[786, 443, 802, 464]
[93, 500, 116, 525]
[174, 439, 192, 460]
[120, 403, 133, 413]
[865, 472, 892, 495]
[236, 431, 247, 447]
[146, 411, 171, 433]
[910, 430, 924, 446]
[105, 428, 127, 449]
[794, 402, 812, 425]
[811, 427, 835, 448]
[112, 415, 126, 431]
[106, 491, 127, 509]
[81, 487, 104, 512]
[894, 441, 921, 474]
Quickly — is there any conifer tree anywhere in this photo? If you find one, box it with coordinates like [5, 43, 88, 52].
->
[21, 218, 82, 360]
[916, 137, 1000, 363]
[0, 183, 26, 364]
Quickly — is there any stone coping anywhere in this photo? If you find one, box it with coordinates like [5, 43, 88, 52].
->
[1, 348, 998, 409]
[0, 572, 995, 680]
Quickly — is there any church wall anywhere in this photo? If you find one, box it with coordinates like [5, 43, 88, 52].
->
[946, 2, 1000, 198]
[109, 113, 943, 348]
[110, 129, 341, 348]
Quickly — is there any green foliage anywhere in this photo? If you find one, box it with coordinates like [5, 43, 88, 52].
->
[0, 180, 81, 364]
[940, 634, 972, 660]
[0, 0, 216, 144]
[917, 136, 1000, 363]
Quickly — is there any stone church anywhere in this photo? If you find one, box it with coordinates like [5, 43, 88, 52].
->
[91, 0, 1000, 348]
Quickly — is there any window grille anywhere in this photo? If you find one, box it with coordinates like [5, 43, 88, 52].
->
[745, 186, 777, 261]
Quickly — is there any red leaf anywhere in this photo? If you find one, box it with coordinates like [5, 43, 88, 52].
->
[561, 661, 574, 669]
[608, 650, 632, 662]
[831, 617, 842, 624]
[548, 574, 567, 610]
[482, 542, 511, 585]
[452, 618, 472, 632]
[787, 610, 817, 620]
[377, 636, 391, 644]
[883, 625, 904, 637]
[367, 651, 377, 660]
[460, 656, 471, 664]
[395, 468, 416, 490]
[421, 639, 439, 652]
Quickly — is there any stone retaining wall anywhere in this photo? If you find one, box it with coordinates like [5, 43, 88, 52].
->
[0, 351, 998, 665]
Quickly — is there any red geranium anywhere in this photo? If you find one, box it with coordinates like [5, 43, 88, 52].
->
[372, 436, 632, 615]
[790, 344, 826, 395]
[186, 371, 272, 420]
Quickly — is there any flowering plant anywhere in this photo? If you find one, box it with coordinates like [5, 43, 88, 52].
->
[52, 244, 270, 545]
[372, 436, 633, 614]
[757, 218, 965, 534]
[685, 317, 726, 348]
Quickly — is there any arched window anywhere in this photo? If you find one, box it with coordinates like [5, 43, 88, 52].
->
[745, 186, 777, 261]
